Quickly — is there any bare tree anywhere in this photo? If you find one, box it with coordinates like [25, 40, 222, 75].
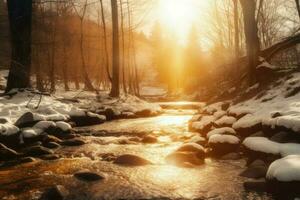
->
[99, 0, 112, 84]
[119, 0, 127, 94]
[6, 0, 32, 92]
[233, 0, 240, 58]
[110, 0, 120, 97]
[240, 0, 260, 84]
[73, 0, 96, 91]
[295, 0, 300, 20]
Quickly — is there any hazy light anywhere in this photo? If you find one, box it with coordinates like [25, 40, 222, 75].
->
[156, 0, 209, 44]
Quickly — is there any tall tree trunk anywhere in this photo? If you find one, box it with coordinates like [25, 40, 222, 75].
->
[233, 0, 240, 58]
[110, 0, 120, 97]
[6, 0, 32, 92]
[119, 0, 127, 94]
[62, 43, 69, 91]
[240, 0, 260, 84]
[79, 18, 96, 91]
[99, 0, 112, 84]
[295, 0, 300, 20]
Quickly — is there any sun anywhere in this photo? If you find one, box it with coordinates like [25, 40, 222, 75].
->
[157, 0, 202, 43]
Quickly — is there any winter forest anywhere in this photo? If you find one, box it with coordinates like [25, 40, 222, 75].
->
[0, 0, 300, 199]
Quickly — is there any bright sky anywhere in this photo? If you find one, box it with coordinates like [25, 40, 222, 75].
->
[149, 0, 211, 45]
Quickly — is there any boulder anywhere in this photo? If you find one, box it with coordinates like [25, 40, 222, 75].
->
[15, 112, 43, 128]
[23, 145, 54, 157]
[243, 181, 267, 192]
[61, 138, 85, 146]
[0, 143, 19, 161]
[70, 113, 106, 126]
[74, 170, 105, 182]
[176, 143, 206, 159]
[239, 165, 268, 179]
[0, 132, 21, 148]
[40, 185, 69, 200]
[135, 109, 152, 117]
[0, 118, 9, 124]
[220, 152, 241, 160]
[40, 154, 60, 160]
[188, 135, 206, 146]
[234, 122, 262, 138]
[141, 135, 158, 144]
[165, 151, 204, 167]
[266, 155, 300, 198]
[43, 135, 62, 144]
[103, 107, 119, 120]
[43, 142, 61, 149]
[114, 154, 152, 166]
[45, 127, 71, 139]
[0, 157, 36, 168]
[208, 134, 240, 156]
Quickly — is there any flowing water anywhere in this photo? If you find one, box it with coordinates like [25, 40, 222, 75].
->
[0, 105, 273, 200]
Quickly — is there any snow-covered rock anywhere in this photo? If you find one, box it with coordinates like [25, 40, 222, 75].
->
[208, 134, 240, 156]
[191, 115, 215, 133]
[243, 137, 300, 158]
[207, 127, 236, 138]
[33, 121, 56, 130]
[209, 134, 240, 145]
[214, 116, 237, 127]
[0, 124, 19, 136]
[243, 137, 280, 155]
[21, 128, 43, 138]
[267, 155, 300, 182]
[56, 121, 72, 132]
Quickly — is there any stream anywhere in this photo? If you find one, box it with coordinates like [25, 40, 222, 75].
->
[0, 104, 273, 200]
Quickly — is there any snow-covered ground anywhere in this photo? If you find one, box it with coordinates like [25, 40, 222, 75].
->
[189, 70, 300, 194]
[0, 70, 162, 137]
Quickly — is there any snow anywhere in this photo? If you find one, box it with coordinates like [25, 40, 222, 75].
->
[232, 114, 261, 130]
[243, 137, 300, 157]
[266, 155, 300, 182]
[0, 87, 161, 136]
[208, 134, 240, 144]
[243, 137, 280, 155]
[203, 102, 224, 114]
[257, 58, 279, 70]
[21, 128, 43, 138]
[0, 123, 19, 136]
[56, 121, 72, 131]
[245, 83, 259, 93]
[206, 127, 236, 138]
[214, 116, 237, 126]
[229, 73, 300, 134]
[192, 115, 215, 130]
[33, 121, 56, 130]
[213, 110, 227, 119]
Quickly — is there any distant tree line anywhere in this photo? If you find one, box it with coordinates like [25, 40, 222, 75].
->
[4, 0, 151, 97]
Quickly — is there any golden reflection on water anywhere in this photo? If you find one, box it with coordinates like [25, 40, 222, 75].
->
[152, 115, 191, 126]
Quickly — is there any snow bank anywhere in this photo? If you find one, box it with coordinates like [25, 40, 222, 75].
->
[229, 73, 300, 134]
[209, 134, 240, 144]
[266, 155, 300, 182]
[0, 89, 161, 135]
